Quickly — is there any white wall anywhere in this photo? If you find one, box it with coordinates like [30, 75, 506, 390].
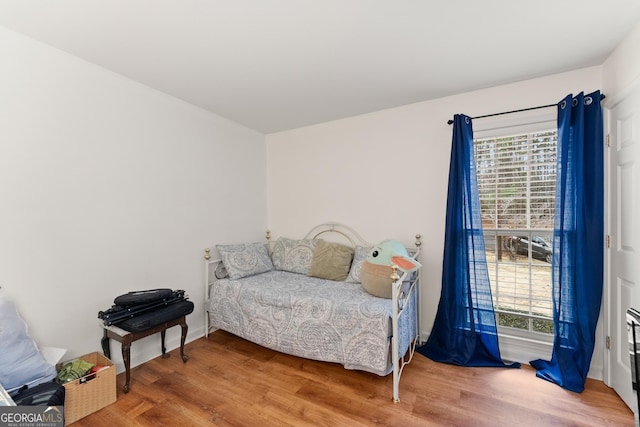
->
[0, 26, 267, 371]
[266, 66, 602, 367]
[603, 19, 640, 99]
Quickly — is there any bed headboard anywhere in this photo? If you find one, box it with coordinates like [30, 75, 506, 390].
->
[204, 222, 422, 263]
[266, 222, 421, 252]
[303, 222, 370, 247]
[204, 222, 421, 281]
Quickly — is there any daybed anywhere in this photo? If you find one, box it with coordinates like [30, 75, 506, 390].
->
[203, 223, 421, 402]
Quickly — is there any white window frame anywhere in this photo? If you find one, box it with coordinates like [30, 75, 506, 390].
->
[472, 109, 557, 363]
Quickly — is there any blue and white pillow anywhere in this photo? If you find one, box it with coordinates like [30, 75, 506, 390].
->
[217, 242, 274, 279]
[346, 245, 372, 283]
[271, 237, 319, 275]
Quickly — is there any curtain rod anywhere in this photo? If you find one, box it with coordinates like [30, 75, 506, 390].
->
[446, 93, 606, 125]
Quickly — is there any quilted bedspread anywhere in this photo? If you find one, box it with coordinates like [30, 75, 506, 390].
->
[208, 270, 417, 376]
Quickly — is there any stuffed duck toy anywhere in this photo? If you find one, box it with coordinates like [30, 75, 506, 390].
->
[360, 239, 421, 298]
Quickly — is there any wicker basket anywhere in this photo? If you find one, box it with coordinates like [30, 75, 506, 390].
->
[60, 352, 116, 425]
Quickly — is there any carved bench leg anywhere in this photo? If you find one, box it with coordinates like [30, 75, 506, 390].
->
[180, 320, 189, 363]
[101, 330, 111, 359]
[161, 329, 169, 359]
[122, 336, 132, 393]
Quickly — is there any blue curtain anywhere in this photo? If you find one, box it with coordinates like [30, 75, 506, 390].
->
[530, 91, 604, 393]
[418, 114, 519, 368]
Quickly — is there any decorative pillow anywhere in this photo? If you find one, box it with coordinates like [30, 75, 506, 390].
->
[307, 240, 355, 281]
[360, 261, 395, 298]
[271, 237, 319, 274]
[0, 297, 57, 395]
[346, 245, 372, 283]
[217, 242, 274, 279]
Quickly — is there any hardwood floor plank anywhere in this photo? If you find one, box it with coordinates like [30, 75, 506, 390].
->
[71, 331, 633, 426]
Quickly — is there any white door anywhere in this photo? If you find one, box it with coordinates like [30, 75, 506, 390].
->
[607, 83, 640, 410]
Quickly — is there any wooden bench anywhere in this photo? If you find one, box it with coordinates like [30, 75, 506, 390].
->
[101, 315, 188, 393]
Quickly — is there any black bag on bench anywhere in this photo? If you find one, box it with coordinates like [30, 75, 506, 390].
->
[114, 289, 174, 306]
[98, 289, 187, 326]
[116, 300, 194, 332]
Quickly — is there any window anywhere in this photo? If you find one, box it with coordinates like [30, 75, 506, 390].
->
[474, 129, 556, 337]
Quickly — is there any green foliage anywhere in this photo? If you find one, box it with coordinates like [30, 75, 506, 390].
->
[497, 308, 554, 335]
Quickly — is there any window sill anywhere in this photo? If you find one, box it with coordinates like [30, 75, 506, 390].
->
[498, 331, 553, 364]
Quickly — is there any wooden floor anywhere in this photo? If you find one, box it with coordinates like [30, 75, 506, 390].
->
[73, 331, 633, 426]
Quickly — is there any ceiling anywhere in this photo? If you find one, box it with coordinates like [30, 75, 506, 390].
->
[1, 1, 639, 133]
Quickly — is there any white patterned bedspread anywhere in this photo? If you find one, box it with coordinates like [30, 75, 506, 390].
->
[208, 271, 416, 376]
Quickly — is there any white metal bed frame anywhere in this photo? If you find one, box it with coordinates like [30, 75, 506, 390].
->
[203, 222, 422, 403]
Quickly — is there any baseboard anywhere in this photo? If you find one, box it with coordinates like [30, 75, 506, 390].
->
[497, 333, 553, 365]
[420, 330, 604, 381]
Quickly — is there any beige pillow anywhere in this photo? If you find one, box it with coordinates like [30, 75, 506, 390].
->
[307, 241, 354, 281]
[360, 261, 394, 298]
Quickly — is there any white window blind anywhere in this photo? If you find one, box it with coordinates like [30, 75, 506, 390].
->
[474, 129, 556, 336]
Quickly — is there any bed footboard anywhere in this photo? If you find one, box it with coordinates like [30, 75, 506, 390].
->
[391, 235, 421, 403]
[391, 266, 419, 403]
